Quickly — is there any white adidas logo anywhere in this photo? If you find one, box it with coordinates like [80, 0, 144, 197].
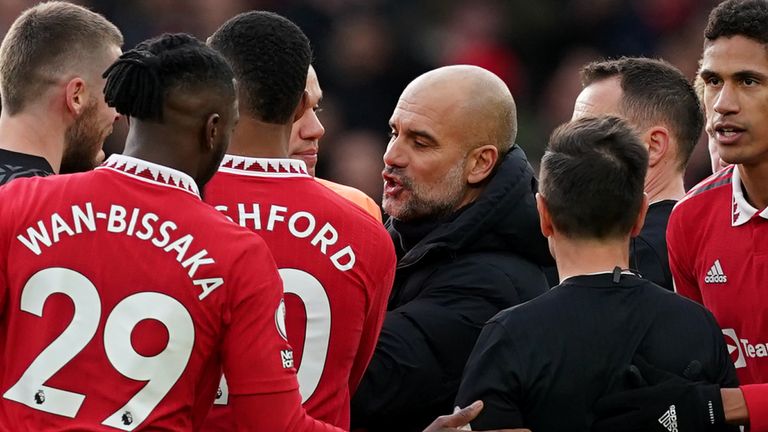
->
[658, 405, 678, 432]
[704, 259, 728, 284]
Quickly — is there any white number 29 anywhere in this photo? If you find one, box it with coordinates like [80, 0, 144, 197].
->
[3, 267, 194, 431]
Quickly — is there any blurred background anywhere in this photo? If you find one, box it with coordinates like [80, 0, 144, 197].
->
[0, 0, 720, 203]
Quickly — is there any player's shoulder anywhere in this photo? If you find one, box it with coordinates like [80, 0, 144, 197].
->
[636, 279, 710, 315]
[316, 177, 361, 196]
[315, 178, 381, 220]
[645, 200, 675, 224]
[675, 165, 734, 211]
[316, 178, 377, 208]
[307, 178, 385, 229]
[488, 286, 561, 328]
[0, 169, 88, 204]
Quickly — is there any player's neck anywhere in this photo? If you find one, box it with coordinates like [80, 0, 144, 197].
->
[551, 234, 631, 283]
[0, 108, 65, 173]
[121, 126, 198, 179]
[644, 165, 685, 203]
[738, 161, 768, 210]
[227, 116, 290, 159]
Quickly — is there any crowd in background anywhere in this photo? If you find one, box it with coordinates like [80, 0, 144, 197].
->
[0, 0, 722, 203]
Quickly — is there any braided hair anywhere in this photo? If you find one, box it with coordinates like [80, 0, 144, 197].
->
[103, 33, 235, 121]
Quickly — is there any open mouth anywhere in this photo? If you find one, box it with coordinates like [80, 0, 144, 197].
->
[714, 124, 745, 145]
[382, 172, 405, 196]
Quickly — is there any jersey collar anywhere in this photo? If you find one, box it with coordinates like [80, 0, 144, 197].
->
[97, 154, 200, 198]
[731, 165, 768, 226]
[218, 154, 310, 178]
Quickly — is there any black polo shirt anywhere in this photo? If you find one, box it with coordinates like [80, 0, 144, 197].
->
[0, 148, 53, 186]
[455, 273, 738, 432]
[631, 200, 676, 290]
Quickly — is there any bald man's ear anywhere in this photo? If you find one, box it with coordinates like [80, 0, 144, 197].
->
[642, 126, 671, 168]
[204, 113, 221, 151]
[466, 144, 498, 185]
[292, 90, 309, 123]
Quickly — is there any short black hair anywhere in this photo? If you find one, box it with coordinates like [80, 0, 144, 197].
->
[541, 116, 648, 240]
[208, 11, 311, 124]
[581, 57, 704, 171]
[705, 0, 768, 45]
[103, 33, 235, 121]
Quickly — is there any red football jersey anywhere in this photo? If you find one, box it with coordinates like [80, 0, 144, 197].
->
[668, 165, 768, 430]
[202, 156, 395, 430]
[0, 155, 297, 431]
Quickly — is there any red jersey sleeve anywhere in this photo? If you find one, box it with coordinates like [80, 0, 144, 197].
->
[741, 384, 768, 431]
[348, 239, 395, 394]
[222, 238, 298, 395]
[231, 390, 344, 432]
[667, 205, 702, 303]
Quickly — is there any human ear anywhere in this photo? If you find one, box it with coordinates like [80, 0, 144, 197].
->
[536, 193, 554, 238]
[466, 144, 499, 184]
[64, 77, 87, 116]
[643, 126, 670, 167]
[204, 113, 221, 152]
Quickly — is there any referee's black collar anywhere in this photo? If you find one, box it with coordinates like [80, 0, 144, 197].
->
[559, 271, 643, 287]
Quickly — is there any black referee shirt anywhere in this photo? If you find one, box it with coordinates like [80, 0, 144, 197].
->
[630, 200, 675, 290]
[455, 273, 738, 432]
[0, 148, 53, 186]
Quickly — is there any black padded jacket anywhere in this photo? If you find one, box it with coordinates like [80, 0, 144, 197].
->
[351, 145, 553, 432]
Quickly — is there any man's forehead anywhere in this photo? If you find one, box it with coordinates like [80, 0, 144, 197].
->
[391, 94, 449, 126]
[572, 77, 623, 119]
[701, 35, 768, 71]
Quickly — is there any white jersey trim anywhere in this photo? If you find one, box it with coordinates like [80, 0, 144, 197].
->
[97, 154, 200, 198]
[732, 165, 768, 226]
[219, 155, 310, 178]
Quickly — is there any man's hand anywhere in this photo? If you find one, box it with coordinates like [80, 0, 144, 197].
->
[592, 356, 725, 432]
[422, 401, 528, 432]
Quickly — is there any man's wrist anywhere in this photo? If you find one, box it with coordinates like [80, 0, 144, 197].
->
[722, 388, 749, 425]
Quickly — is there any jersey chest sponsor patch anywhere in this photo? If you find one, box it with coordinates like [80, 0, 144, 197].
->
[722, 328, 768, 369]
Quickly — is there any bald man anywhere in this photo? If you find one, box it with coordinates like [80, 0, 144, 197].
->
[351, 65, 552, 432]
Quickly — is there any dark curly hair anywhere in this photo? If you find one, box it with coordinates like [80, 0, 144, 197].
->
[103, 33, 235, 122]
[208, 11, 311, 124]
[705, 0, 768, 45]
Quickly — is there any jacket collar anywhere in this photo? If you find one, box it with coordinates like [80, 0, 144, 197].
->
[97, 154, 200, 198]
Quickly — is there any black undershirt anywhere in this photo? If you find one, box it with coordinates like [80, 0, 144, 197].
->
[0, 149, 53, 186]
